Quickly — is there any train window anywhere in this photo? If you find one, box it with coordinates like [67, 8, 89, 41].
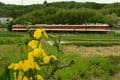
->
[44, 26, 48, 28]
[76, 26, 82, 29]
[48, 26, 52, 28]
[79, 26, 82, 29]
[62, 26, 66, 29]
[52, 26, 55, 29]
[90, 26, 94, 29]
[88, 26, 91, 29]
[57, 26, 60, 29]
[47, 26, 51, 29]
[93, 26, 96, 29]
[59, 26, 65, 29]
[52, 26, 55, 28]
[106, 26, 109, 29]
[102, 26, 104, 29]
[62, 26, 65, 29]
[54, 26, 56, 29]
[68, 26, 72, 29]
[96, 26, 98, 29]
[96, 26, 99, 29]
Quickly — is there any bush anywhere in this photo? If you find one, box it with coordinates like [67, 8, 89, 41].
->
[55, 54, 120, 80]
[7, 22, 15, 31]
[0, 25, 8, 28]
[114, 31, 120, 36]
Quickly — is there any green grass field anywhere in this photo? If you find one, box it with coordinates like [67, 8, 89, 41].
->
[0, 45, 23, 77]
[0, 29, 120, 80]
[0, 31, 29, 44]
[0, 32, 23, 37]
[54, 34, 120, 40]
[62, 41, 120, 47]
[0, 44, 120, 80]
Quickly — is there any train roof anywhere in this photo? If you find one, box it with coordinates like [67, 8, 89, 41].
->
[13, 24, 109, 26]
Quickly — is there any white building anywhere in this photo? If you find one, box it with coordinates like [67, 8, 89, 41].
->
[0, 17, 13, 25]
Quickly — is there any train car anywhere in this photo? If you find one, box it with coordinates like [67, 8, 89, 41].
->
[12, 24, 111, 32]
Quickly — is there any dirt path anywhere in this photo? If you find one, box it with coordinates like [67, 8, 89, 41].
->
[63, 45, 120, 56]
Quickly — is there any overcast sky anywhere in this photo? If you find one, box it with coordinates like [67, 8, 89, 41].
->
[0, 0, 119, 5]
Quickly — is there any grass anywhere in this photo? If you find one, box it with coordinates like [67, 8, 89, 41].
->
[38, 49, 120, 80]
[55, 54, 120, 80]
[0, 32, 24, 37]
[0, 31, 29, 44]
[0, 45, 24, 77]
[0, 43, 120, 80]
[34, 45, 120, 80]
[0, 37, 29, 44]
[54, 34, 120, 40]
[62, 41, 120, 47]
[0, 28, 8, 32]
[0, 29, 120, 80]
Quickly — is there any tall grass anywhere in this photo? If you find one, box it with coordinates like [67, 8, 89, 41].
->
[0, 45, 24, 77]
[52, 54, 120, 80]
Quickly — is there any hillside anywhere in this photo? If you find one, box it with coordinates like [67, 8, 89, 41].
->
[0, 1, 120, 18]
[0, 1, 120, 30]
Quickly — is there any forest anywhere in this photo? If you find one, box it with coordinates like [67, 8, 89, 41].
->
[0, 1, 120, 28]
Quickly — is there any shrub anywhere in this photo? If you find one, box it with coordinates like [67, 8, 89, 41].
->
[114, 31, 120, 36]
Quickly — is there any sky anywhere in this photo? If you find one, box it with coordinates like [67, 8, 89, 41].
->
[0, 0, 119, 5]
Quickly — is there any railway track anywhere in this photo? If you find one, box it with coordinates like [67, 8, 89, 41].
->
[61, 39, 120, 42]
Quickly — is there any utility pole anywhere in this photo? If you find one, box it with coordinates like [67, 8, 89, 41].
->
[44, 0, 47, 4]
[44, 0, 48, 7]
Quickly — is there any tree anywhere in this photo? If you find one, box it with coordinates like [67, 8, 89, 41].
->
[104, 13, 120, 27]
[88, 14, 105, 24]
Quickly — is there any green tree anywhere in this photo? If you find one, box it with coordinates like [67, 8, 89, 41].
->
[104, 13, 120, 27]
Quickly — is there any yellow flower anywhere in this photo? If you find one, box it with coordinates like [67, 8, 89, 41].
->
[23, 60, 30, 72]
[30, 77, 33, 80]
[23, 76, 28, 80]
[23, 60, 40, 71]
[28, 40, 38, 49]
[13, 64, 19, 70]
[8, 63, 14, 69]
[41, 49, 47, 57]
[39, 42, 42, 49]
[33, 48, 41, 58]
[37, 75, 44, 80]
[30, 61, 35, 70]
[43, 56, 50, 64]
[14, 72, 17, 80]
[34, 29, 42, 39]
[50, 55, 57, 60]
[42, 29, 48, 38]
[18, 71, 23, 80]
[34, 62, 40, 70]
[28, 52, 34, 61]
[18, 61, 23, 69]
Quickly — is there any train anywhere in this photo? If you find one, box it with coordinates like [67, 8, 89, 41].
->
[12, 24, 111, 32]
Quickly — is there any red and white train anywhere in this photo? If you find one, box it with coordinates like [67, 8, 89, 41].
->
[12, 24, 111, 32]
